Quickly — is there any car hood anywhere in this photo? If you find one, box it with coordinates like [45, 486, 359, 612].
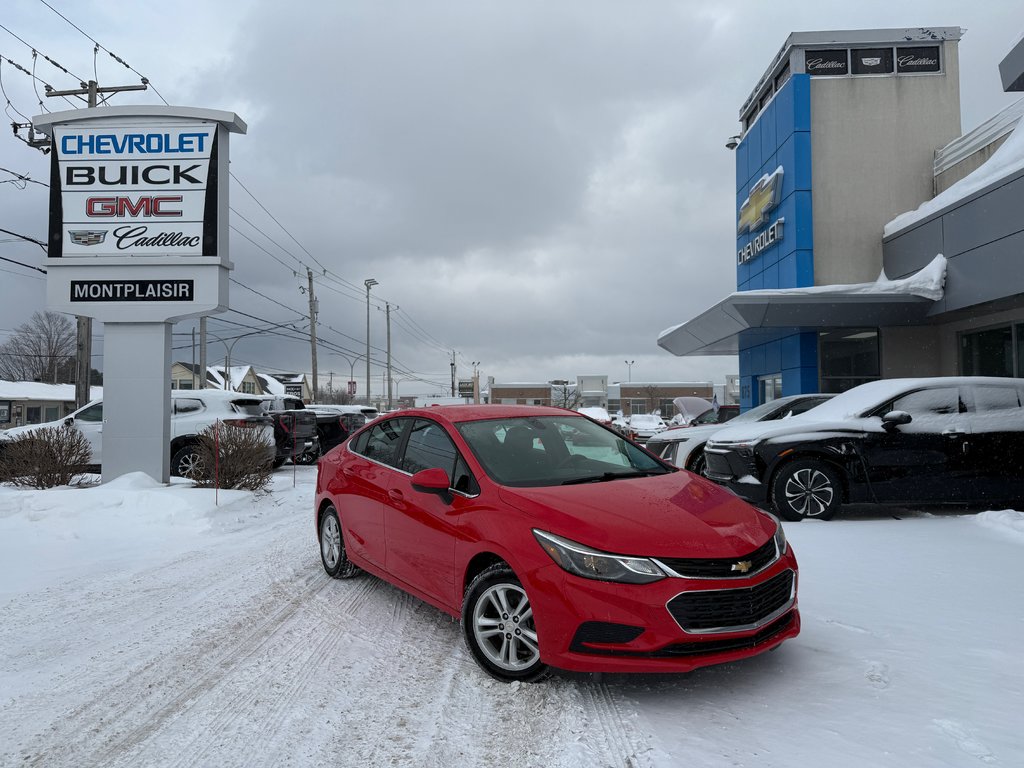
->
[708, 414, 886, 444]
[497, 473, 776, 558]
[1, 419, 66, 440]
[646, 423, 727, 444]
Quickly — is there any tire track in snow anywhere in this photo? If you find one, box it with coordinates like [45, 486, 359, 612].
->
[577, 682, 654, 768]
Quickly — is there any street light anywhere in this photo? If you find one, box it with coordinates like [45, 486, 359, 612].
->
[364, 279, 378, 406]
[625, 360, 635, 383]
[333, 352, 365, 400]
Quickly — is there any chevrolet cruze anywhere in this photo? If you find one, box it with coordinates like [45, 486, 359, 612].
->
[315, 405, 799, 682]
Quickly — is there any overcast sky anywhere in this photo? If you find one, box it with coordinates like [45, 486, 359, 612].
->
[1, 1, 1022, 398]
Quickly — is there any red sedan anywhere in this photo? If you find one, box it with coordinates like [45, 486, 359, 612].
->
[314, 405, 799, 682]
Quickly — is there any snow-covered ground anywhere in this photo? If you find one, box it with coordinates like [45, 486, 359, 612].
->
[1, 468, 1021, 767]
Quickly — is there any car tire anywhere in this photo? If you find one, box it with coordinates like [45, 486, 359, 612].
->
[319, 505, 359, 579]
[462, 563, 550, 683]
[771, 459, 842, 521]
[688, 450, 708, 477]
[171, 444, 205, 479]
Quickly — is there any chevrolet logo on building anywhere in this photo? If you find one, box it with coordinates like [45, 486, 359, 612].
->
[737, 166, 784, 235]
[69, 230, 108, 246]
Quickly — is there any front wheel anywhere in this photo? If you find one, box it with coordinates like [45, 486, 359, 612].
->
[319, 505, 359, 579]
[688, 450, 708, 477]
[462, 564, 549, 683]
[771, 459, 842, 521]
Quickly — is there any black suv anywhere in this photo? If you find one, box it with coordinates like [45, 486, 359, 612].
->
[704, 377, 1024, 520]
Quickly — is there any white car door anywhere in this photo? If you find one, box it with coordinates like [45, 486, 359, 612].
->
[69, 402, 104, 464]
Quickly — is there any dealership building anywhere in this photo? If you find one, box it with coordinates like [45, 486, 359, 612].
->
[658, 28, 1024, 410]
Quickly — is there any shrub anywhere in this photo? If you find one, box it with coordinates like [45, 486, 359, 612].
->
[0, 425, 93, 489]
[190, 422, 274, 492]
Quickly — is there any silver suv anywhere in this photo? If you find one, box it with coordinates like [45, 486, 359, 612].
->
[1, 390, 276, 477]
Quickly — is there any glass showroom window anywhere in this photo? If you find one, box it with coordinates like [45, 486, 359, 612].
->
[819, 329, 880, 394]
[758, 374, 782, 404]
[960, 325, 1018, 378]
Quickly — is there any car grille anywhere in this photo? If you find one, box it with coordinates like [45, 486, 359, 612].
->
[667, 569, 795, 632]
[657, 537, 778, 579]
[704, 451, 732, 476]
[653, 613, 795, 657]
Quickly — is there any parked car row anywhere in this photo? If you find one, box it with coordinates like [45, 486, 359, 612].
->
[703, 376, 1024, 521]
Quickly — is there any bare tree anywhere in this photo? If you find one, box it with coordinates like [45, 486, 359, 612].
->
[0, 311, 76, 383]
[551, 384, 582, 410]
[641, 385, 665, 415]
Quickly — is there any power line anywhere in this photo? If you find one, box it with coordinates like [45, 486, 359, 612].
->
[36, 0, 168, 105]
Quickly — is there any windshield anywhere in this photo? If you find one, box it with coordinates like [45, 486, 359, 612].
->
[457, 415, 671, 487]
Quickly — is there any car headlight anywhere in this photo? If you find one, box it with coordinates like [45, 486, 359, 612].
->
[766, 514, 788, 555]
[533, 530, 666, 584]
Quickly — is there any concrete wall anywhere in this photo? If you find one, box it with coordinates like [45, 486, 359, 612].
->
[934, 134, 1009, 193]
[811, 40, 962, 286]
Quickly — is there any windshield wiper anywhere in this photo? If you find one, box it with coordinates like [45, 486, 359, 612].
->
[561, 469, 666, 485]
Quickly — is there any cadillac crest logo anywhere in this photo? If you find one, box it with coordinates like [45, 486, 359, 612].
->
[68, 230, 107, 246]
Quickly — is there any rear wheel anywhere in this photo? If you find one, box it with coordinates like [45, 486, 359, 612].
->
[462, 564, 549, 682]
[319, 505, 359, 578]
[771, 459, 841, 521]
[171, 444, 204, 478]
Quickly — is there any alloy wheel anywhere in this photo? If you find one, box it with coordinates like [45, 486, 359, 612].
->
[783, 467, 835, 517]
[471, 583, 540, 673]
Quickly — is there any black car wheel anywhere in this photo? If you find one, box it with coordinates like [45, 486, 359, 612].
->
[688, 450, 708, 477]
[771, 459, 841, 521]
[462, 564, 550, 683]
[319, 504, 360, 579]
[171, 444, 205, 479]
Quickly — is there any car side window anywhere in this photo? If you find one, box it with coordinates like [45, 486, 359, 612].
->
[890, 387, 962, 417]
[967, 386, 1024, 435]
[173, 398, 203, 415]
[360, 419, 407, 467]
[76, 403, 103, 422]
[401, 420, 456, 473]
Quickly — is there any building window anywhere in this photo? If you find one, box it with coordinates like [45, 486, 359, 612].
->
[241, 381, 256, 394]
[758, 375, 782, 404]
[819, 329, 880, 394]
[26, 406, 41, 424]
[960, 324, 1020, 377]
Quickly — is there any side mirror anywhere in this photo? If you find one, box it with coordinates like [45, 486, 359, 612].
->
[881, 410, 912, 430]
[64, 417, 74, 426]
[411, 467, 451, 494]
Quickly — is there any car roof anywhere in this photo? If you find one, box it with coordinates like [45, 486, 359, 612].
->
[372, 404, 578, 426]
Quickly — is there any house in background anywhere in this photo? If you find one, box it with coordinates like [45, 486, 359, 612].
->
[170, 363, 303, 398]
[256, 372, 312, 402]
[0, 381, 103, 429]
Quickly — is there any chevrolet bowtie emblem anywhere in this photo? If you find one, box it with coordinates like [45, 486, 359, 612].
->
[730, 560, 753, 574]
[737, 166, 784, 235]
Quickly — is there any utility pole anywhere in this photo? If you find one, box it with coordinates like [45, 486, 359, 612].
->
[199, 317, 208, 388]
[364, 278, 377, 406]
[307, 268, 319, 401]
[45, 79, 149, 408]
[450, 350, 456, 398]
[385, 303, 395, 411]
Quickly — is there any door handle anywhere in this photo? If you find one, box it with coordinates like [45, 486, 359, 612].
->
[941, 429, 966, 437]
[388, 489, 404, 501]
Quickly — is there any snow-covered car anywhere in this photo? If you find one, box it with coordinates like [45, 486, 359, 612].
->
[1, 390, 276, 477]
[647, 394, 833, 475]
[576, 406, 612, 425]
[704, 377, 1024, 521]
[622, 413, 668, 441]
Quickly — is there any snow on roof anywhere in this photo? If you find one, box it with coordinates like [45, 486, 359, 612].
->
[0, 381, 102, 401]
[885, 109, 1024, 237]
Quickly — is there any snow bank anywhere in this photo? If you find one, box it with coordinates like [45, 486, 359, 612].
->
[973, 509, 1024, 543]
[0, 476, 249, 596]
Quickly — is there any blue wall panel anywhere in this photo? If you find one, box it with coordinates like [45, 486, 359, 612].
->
[735, 74, 818, 404]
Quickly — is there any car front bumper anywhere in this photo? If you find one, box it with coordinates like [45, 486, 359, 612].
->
[525, 553, 800, 674]
[704, 446, 770, 505]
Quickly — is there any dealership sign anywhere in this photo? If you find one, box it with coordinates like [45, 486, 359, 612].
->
[737, 166, 785, 264]
[33, 106, 246, 323]
[50, 124, 218, 258]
